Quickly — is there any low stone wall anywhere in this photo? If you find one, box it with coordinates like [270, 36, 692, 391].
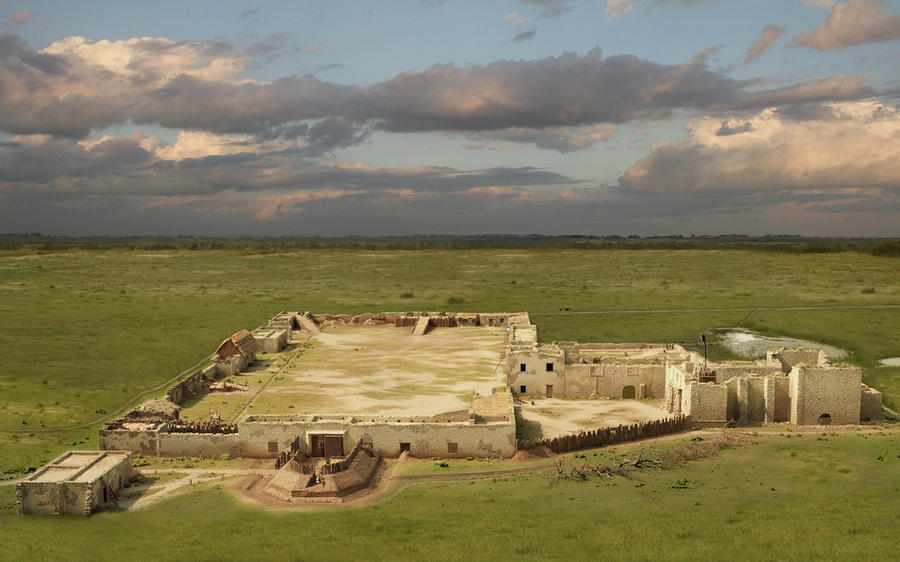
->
[157, 432, 241, 458]
[99, 427, 160, 456]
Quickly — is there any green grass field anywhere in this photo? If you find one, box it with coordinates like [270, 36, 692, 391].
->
[2, 430, 898, 560]
[1, 248, 898, 559]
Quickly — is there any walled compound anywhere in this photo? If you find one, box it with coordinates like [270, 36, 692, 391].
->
[97, 311, 882, 463]
[16, 309, 880, 512]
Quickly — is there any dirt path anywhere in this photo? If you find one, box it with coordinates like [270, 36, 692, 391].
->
[118, 468, 280, 511]
[228, 335, 311, 423]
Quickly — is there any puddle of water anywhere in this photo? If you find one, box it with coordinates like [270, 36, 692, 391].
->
[718, 329, 846, 361]
[879, 357, 900, 367]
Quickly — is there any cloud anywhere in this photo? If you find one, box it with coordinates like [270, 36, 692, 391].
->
[240, 2, 273, 18]
[302, 44, 329, 54]
[503, 11, 531, 25]
[512, 28, 537, 42]
[0, 33, 888, 145]
[516, 0, 575, 19]
[605, 0, 717, 20]
[3, 9, 36, 28]
[618, 100, 900, 194]
[0, 132, 574, 197]
[744, 25, 787, 63]
[790, 0, 900, 50]
[457, 124, 617, 152]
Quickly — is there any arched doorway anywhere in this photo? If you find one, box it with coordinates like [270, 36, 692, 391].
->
[622, 385, 636, 399]
[817, 413, 832, 425]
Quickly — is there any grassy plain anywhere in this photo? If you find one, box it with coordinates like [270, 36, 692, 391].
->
[2, 430, 898, 560]
[0, 248, 898, 559]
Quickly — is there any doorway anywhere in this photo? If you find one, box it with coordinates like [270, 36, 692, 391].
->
[309, 434, 344, 457]
[622, 385, 636, 399]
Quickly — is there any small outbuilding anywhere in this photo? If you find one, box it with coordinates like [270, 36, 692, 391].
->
[17, 451, 133, 516]
[213, 329, 258, 376]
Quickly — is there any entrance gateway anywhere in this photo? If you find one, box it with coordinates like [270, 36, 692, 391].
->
[309, 434, 344, 457]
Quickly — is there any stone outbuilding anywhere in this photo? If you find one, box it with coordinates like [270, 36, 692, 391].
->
[213, 329, 258, 376]
[17, 451, 133, 516]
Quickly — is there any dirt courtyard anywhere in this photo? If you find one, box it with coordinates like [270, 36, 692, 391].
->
[517, 398, 668, 440]
[232, 324, 508, 417]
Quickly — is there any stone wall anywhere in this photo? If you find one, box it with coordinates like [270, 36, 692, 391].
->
[684, 381, 728, 427]
[768, 349, 828, 372]
[166, 365, 216, 404]
[790, 366, 861, 425]
[860, 385, 884, 423]
[508, 348, 565, 398]
[157, 432, 241, 457]
[238, 416, 516, 459]
[99, 427, 160, 456]
[715, 363, 783, 383]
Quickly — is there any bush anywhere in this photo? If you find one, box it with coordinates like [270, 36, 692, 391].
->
[446, 296, 465, 305]
[870, 240, 900, 257]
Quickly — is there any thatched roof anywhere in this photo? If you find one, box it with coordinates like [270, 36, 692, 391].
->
[214, 329, 259, 357]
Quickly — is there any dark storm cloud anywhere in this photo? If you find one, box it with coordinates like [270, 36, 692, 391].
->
[0, 136, 574, 198]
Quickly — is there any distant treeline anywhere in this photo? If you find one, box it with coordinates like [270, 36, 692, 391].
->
[0, 233, 898, 256]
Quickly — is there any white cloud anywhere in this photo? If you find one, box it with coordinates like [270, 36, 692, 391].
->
[791, 0, 900, 50]
[620, 100, 900, 193]
[43, 36, 250, 85]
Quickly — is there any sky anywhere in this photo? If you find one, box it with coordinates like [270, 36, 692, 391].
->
[1, 0, 899, 237]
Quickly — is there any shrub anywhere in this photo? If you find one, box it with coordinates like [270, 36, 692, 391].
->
[446, 296, 465, 305]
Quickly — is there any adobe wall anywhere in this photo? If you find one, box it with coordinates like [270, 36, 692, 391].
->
[771, 375, 792, 422]
[99, 427, 160, 456]
[790, 366, 861, 425]
[768, 349, 828, 372]
[18, 482, 62, 515]
[238, 417, 516, 459]
[157, 432, 242, 458]
[715, 363, 783, 383]
[166, 365, 215, 404]
[684, 381, 728, 427]
[508, 348, 565, 398]
[860, 385, 884, 423]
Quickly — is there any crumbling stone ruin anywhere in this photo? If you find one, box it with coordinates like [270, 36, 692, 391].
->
[664, 347, 883, 427]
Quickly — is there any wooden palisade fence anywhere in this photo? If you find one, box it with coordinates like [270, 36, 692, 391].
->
[517, 415, 691, 454]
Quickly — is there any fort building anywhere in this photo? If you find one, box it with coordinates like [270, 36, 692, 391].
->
[17, 451, 133, 515]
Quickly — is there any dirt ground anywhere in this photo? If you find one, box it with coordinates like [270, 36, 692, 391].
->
[517, 398, 668, 440]
[188, 324, 508, 419]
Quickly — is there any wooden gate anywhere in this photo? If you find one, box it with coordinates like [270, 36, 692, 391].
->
[310, 434, 344, 457]
[310, 434, 326, 457]
[324, 435, 344, 458]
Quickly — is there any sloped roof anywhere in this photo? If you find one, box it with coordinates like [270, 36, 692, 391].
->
[215, 329, 258, 357]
